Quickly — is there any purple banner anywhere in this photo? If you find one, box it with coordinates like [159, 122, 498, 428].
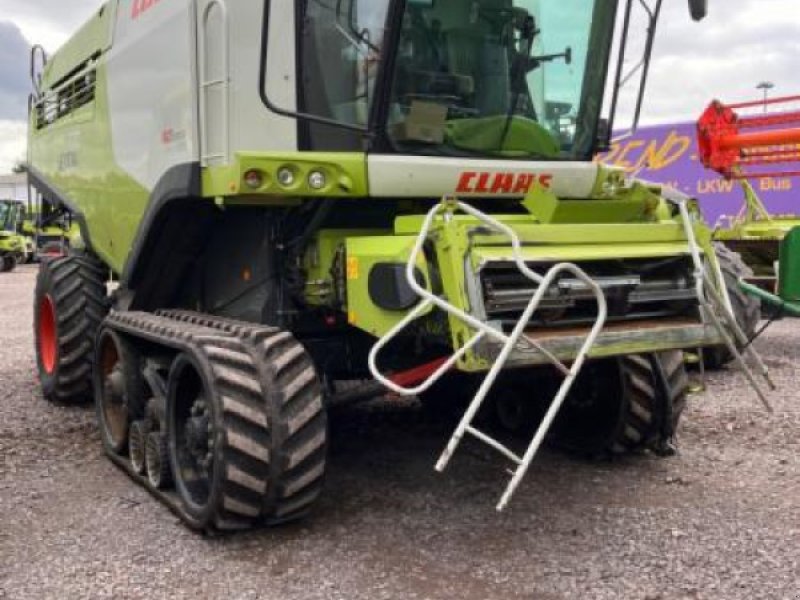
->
[599, 122, 799, 225]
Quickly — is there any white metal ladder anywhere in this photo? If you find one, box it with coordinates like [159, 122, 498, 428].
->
[368, 198, 608, 511]
[674, 199, 775, 411]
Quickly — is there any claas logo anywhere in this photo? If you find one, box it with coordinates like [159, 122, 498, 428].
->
[456, 172, 553, 195]
[131, 0, 162, 19]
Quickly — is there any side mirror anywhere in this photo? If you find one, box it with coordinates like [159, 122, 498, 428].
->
[688, 0, 707, 21]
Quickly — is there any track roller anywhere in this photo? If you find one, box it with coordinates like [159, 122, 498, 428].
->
[129, 420, 148, 475]
[146, 431, 172, 489]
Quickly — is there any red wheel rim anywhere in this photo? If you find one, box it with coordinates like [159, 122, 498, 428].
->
[39, 295, 57, 374]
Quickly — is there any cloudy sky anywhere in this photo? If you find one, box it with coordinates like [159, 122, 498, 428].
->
[0, 0, 798, 173]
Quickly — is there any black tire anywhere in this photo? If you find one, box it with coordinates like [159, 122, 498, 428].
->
[417, 372, 480, 422]
[1, 255, 16, 272]
[703, 244, 761, 369]
[168, 331, 328, 530]
[551, 350, 689, 456]
[34, 255, 108, 403]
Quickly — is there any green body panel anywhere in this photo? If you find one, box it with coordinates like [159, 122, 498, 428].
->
[333, 184, 717, 371]
[205, 153, 369, 200]
[29, 64, 151, 274]
[39, 4, 114, 89]
[345, 236, 433, 335]
[303, 228, 388, 307]
[778, 227, 800, 303]
[0, 232, 25, 255]
[523, 177, 669, 224]
[396, 217, 690, 246]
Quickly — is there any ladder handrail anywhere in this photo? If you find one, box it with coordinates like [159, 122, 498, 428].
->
[674, 198, 774, 409]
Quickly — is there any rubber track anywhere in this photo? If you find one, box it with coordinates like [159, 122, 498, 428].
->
[610, 350, 689, 455]
[103, 310, 327, 532]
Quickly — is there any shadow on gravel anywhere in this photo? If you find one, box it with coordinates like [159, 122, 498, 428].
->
[200, 399, 661, 556]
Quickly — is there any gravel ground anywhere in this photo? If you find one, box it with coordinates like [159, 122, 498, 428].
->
[1, 264, 799, 600]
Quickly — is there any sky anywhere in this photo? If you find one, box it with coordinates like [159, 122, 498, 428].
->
[0, 0, 798, 173]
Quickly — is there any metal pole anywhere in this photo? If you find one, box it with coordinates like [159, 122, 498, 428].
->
[757, 81, 775, 114]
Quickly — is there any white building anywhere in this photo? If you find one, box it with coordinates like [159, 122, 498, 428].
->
[0, 173, 28, 202]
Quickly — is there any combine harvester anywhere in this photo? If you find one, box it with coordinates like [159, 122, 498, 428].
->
[698, 94, 800, 293]
[25, 0, 773, 532]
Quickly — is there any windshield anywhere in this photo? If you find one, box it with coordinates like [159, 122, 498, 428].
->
[0, 202, 14, 232]
[386, 0, 616, 160]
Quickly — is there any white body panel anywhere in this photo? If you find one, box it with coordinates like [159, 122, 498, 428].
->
[106, 0, 299, 190]
[107, 0, 198, 190]
[231, 1, 298, 153]
[367, 156, 600, 199]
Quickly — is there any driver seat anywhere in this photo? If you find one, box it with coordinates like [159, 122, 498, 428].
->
[445, 28, 510, 115]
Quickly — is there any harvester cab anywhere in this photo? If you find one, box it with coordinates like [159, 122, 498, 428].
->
[0, 199, 28, 272]
[26, 0, 773, 531]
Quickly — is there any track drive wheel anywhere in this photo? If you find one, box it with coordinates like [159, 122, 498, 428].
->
[94, 329, 148, 454]
[550, 350, 689, 456]
[168, 332, 327, 531]
[34, 254, 109, 403]
[703, 243, 761, 370]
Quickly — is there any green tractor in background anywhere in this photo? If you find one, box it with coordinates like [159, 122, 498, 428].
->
[0, 199, 29, 272]
[0, 194, 79, 265]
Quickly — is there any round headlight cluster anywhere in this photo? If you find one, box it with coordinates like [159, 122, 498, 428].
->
[308, 170, 327, 190]
[277, 167, 296, 187]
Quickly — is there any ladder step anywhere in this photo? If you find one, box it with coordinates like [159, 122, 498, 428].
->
[465, 425, 522, 464]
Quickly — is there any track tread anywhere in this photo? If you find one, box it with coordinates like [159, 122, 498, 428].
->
[102, 310, 327, 531]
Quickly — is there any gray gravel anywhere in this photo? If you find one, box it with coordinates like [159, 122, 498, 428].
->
[1, 264, 799, 600]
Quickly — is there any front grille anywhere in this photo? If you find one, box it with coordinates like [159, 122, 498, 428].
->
[480, 256, 698, 328]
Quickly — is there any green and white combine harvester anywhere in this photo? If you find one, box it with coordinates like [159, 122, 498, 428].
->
[26, 0, 773, 532]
